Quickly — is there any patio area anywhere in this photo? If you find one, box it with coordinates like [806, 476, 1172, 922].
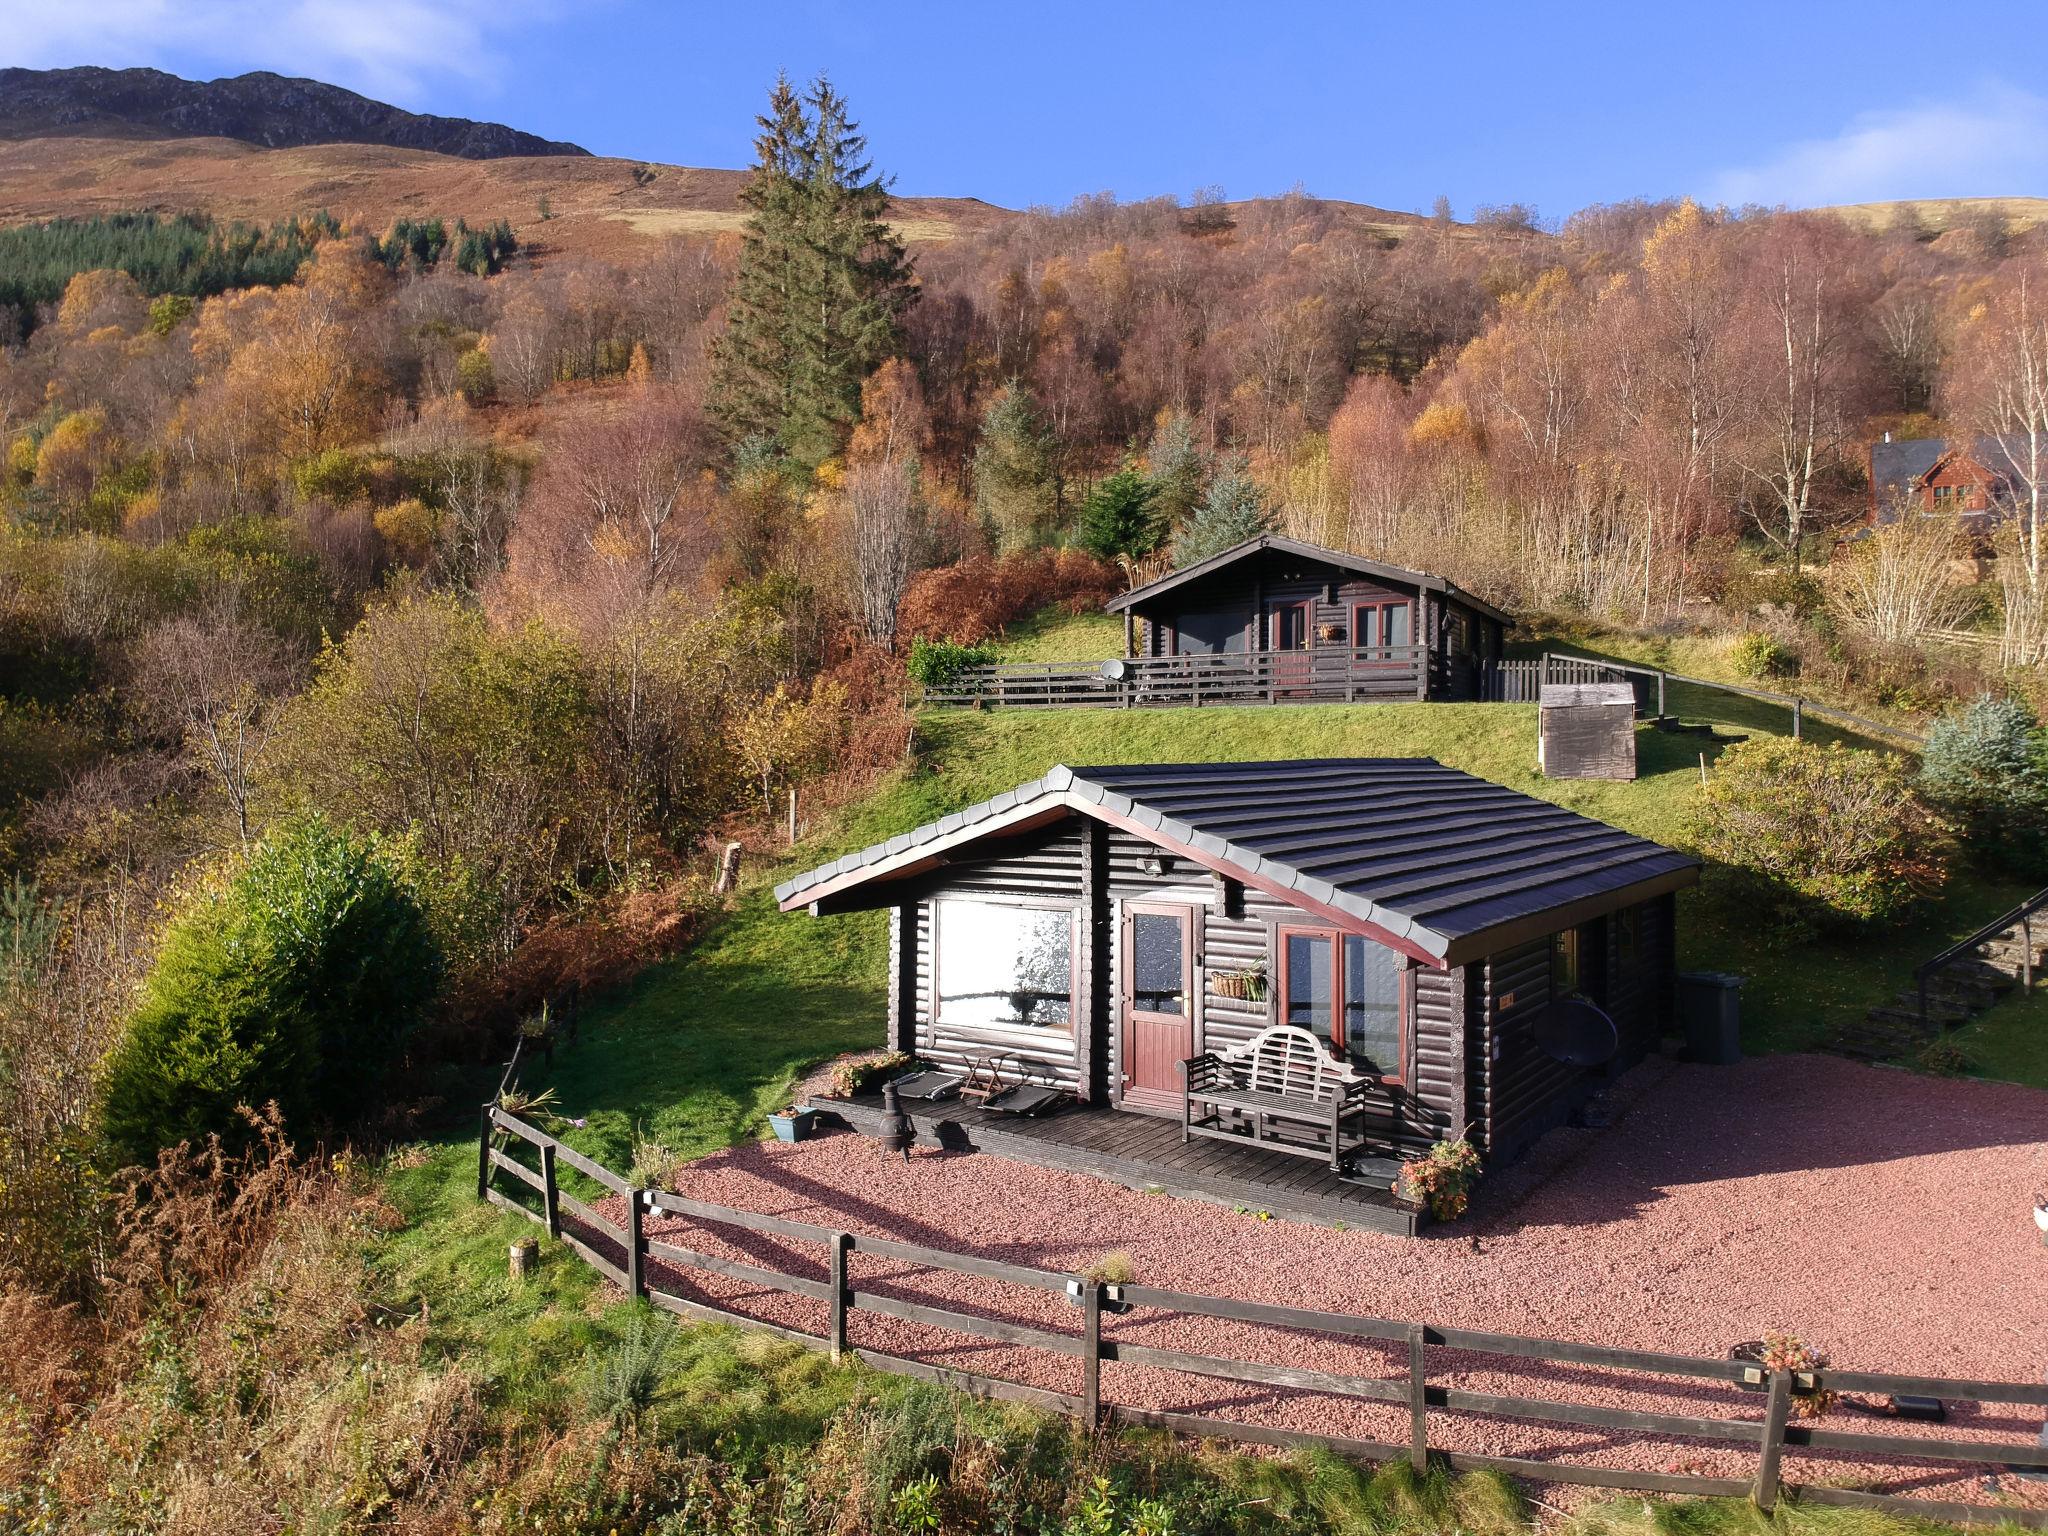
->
[627, 1051, 2048, 1508]
[815, 1091, 1418, 1233]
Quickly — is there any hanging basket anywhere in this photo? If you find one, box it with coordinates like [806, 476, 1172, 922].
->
[1211, 969, 1268, 1003]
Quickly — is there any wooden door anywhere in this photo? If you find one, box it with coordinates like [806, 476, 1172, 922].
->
[1119, 902, 1195, 1114]
[1266, 601, 1312, 696]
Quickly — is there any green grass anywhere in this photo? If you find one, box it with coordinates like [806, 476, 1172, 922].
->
[992, 606, 1127, 663]
[1946, 979, 2048, 1086]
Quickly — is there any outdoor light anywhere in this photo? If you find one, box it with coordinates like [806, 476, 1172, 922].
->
[1139, 853, 1171, 878]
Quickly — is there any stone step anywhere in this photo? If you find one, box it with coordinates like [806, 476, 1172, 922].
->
[1885, 994, 1976, 1023]
[1866, 1007, 1949, 1033]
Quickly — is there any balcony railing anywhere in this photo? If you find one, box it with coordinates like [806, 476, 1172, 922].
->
[920, 646, 1433, 709]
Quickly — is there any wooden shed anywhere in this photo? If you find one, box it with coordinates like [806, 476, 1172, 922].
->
[776, 759, 1699, 1225]
[1538, 683, 1638, 781]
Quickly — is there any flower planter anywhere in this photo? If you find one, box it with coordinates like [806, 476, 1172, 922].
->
[1211, 971, 1268, 1003]
[768, 1107, 818, 1143]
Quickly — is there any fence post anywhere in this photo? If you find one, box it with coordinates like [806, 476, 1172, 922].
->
[2024, 912, 2035, 990]
[1082, 1281, 1103, 1430]
[626, 1189, 646, 1301]
[829, 1231, 852, 1363]
[1752, 1367, 1793, 1512]
[476, 1104, 494, 1202]
[1657, 670, 1667, 718]
[540, 1141, 560, 1239]
[1792, 699, 1804, 740]
[1406, 1324, 1429, 1473]
[1917, 970, 1930, 1031]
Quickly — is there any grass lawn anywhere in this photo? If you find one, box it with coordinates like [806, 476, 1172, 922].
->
[1947, 977, 2048, 1086]
[991, 606, 1127, 663]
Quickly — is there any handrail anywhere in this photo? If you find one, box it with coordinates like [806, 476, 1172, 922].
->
[1913, 883, 2048, 1026]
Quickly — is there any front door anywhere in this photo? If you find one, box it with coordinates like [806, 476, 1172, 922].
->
[1119, 902, 1195, 1114]
[1267, 601, 1312, 696]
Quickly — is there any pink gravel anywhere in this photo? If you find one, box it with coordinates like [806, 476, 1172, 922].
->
[601, 1054, 2048, 1507]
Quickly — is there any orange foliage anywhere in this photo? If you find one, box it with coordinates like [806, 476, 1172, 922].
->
[896, 549, 1121, 646]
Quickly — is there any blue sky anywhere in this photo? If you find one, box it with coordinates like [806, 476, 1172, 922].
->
[9, 1, 2048, 217]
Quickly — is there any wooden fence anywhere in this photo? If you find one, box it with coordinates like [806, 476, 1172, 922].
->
[479, 1106, 2048, 1526]
[922, 646, 1435, 708]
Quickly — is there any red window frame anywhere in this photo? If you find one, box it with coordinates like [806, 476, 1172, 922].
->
[1352, 598, 1414, 660]
[1274, 923, 1410, 1084]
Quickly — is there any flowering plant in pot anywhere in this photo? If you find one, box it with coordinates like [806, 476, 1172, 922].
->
[1394, 1137, 1482, 1221]
[768, 1104, 818, 1143]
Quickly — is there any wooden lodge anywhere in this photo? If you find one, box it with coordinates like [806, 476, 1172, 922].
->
[921, 536, 1517, 709]
[776, 759, 1699, 1231]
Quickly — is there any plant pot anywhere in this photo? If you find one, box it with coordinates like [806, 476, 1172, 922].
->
[1212, 972, 1268, 1003]
[769, 1108, 818, 1143]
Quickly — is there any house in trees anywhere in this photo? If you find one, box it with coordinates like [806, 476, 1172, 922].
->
[920, 535, 1517, 708]
[1869, 433, 2025, 527]
[778, 758, 1698, 1231]
[1109, 535, 1513, 702]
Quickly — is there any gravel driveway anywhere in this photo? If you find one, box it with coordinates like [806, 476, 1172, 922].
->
[604, 1053, 2048, 1509]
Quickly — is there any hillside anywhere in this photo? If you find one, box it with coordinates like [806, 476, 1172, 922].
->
[0, 65, 587, 158]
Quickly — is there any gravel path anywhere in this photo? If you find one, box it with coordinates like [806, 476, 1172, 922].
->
[600, 1054, 2048, 1508]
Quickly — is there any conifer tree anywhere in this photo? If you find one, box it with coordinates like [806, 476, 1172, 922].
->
[1173, 451, 1273, 564]
[972, 380, 1061, 552]
[1076, 463, 1160, 560]
[710, 75, 916, 470]
[1144, 410, 1208, 531]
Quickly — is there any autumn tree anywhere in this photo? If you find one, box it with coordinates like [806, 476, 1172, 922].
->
[1947, 259, 2048, 665]
[836, 359, 935, 647]
[709, 75, 917, 469]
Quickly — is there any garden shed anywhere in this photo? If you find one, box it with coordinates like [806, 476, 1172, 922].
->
[777, 759, 1699, 1227]
[1538, 683, 1638, 781]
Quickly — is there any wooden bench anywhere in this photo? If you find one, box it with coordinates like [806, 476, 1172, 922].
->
[1181, 1025, 1379, 1172]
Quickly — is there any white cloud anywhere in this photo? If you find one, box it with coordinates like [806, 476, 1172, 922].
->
[1, 0, 558, 104]
[1706, 83, 2048, 208]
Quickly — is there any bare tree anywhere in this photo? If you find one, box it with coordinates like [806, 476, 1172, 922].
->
[842, 457, 929, 648]
[1826, 509, 1973, 647]
[135, 608, 298, 847]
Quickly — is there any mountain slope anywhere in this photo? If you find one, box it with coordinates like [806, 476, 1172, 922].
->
[0, 66, 587, 159]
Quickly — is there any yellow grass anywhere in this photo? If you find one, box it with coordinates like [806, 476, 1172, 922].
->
[1823, 196, 2048, 233]
[606, 208, 961, 243]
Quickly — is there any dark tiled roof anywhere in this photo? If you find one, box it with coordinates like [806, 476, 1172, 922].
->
[1869, 437, 1945, 501]
[777, 759, 1698, 965]
[1102, 534, 1514, 625]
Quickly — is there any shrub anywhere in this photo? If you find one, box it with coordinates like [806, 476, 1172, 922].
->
[1722, 564, 1825, 617]
[1919, 694, 2048, 878]
[905, 636, 999, 691]
[101, 818, 443, 1166]
[1075, 467, 1161, 561]
[897, 550, 1121, 647]
[828, 1050, 916, 1097]
[1728, 629, 1794, 680]
[1687, 738, 1948, 936]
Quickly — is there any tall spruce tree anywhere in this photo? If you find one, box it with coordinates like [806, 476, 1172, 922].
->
[710, 75, 916, 470]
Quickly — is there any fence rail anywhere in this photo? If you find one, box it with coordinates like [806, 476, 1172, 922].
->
[919, 647, 1929, 747]
[478, 1106, 2048, 1526]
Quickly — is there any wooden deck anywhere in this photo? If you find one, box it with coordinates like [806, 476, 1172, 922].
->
[811, 1093, 1421, 1236]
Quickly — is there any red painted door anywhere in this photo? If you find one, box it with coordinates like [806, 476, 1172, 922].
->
[1120, 902, 1195, 1114]
[1267, 602, 1312, 696]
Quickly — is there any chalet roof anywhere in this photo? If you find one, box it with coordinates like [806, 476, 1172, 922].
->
[1870, 434, 2026, 514]
[1102, 534, 1514, 626]
[776, 758, 1697, 967]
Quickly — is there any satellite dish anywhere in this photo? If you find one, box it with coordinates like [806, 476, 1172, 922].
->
[1533, 998, 1619, 1067]
[1099, 657, 1131, 683]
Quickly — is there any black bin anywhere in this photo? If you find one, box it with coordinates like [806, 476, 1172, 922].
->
[1677, 971, 1744, 1064]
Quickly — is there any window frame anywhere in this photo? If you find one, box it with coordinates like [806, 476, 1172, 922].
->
[1550, 926, 1581, 1000]
[1273, 921, 1410, 1084]
[1269, 600, 1312, 652]
[1352, 597, 1415, 663]
[930, 895, 1081, 1039]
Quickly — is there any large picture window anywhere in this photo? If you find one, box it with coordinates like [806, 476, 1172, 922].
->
[1175, 610, 1249, 655]
[935, 900, 1075, 1032]
[1353, 599, 1413, 653]
[1277, 924, 1407, 1080]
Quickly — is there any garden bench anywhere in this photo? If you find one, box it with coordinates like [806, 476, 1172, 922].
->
[1181, 1025, 1379, 1171]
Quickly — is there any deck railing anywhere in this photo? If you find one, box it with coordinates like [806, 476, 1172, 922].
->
[480, 1105, 2048, 1526]
[922, 646, 1432, 708]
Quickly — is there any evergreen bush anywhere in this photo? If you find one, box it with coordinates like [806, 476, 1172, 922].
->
[1919, 694, 2048, 877]
[101, 818, 442, 1166]
[905, 637, 999, 691]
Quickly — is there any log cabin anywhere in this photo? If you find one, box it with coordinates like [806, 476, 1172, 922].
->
[1108, 535, 1513, 703]
[776, 759, 1700, 1230]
